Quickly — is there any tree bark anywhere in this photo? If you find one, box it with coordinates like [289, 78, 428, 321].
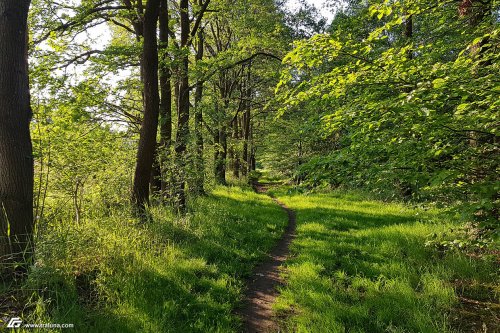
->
[132, 0, 161, 211]
[193, 22, 205, 195]
[242, 64, 252, 176]
[213, 130, 222, 183]
[174, 0, 190, 210]
[404, 13, 413, 60]
[150, 146, 162, 194]
[214, 95, 227, 185]
[232, 117, 240, 178]
[249, 123, 256, 172]
[158, 0, 172, 195]
[216, 124, 228, 184]
[0, 0, 34, 271]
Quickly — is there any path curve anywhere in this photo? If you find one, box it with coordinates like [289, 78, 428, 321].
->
[240, 184, 296, 332]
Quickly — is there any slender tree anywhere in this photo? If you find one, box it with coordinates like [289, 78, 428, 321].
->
[242, 63, 252, 176]
[174, 0, 211, 209]
[173, 0, 191, 210]
[153, 0, 172, 195]
[0, 0, 33, 272]
[193, 18, 206, 195]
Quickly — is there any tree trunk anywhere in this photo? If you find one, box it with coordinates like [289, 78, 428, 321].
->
[0, 0, 34, 272]
[174, 0, 190, 210]
[242, 112, 249, 176]
[214, 104, 227, 185]
[232, 117, 240, 178]
[150, 146, 162, 195]
[228, 121, 235, 175]
[242, 63, 252, 176]
[459, 0, 490, 26]
[213, 130, 222, 183]
[132, 0, 161, 211]
[193, 18, 205, 195]
[216, 124, 228, 184]
[404, 13, 413, 60]
[158, 0, 172, 195]
[249, 123, 256, 172]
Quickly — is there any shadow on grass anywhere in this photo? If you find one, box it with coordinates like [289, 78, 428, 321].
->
[7, 187, 288, 333]
[274, 195, 496, 333]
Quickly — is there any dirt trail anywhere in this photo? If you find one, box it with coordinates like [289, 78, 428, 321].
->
[240, 183, 296, 333]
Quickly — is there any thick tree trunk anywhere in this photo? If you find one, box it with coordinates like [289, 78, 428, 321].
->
[132, 0, 161, 211]
[0, 0, 34, 271]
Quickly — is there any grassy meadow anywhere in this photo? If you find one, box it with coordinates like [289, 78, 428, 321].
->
[271, 190, 499, 333]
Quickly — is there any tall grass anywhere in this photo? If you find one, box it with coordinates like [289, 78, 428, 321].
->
[1, 186, 287, 333]
[273, 192, 499, 333]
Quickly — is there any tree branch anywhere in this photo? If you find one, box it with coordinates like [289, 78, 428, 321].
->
[189, 52, 282, 90]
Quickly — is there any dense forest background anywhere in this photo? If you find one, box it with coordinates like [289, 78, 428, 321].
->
[0, 0, 498, 332]
[24, 0, 499, 236]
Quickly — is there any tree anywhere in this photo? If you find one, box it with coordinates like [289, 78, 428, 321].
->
[276, 0, 499, 218]
[173, 0, 192, 210]
[131, 0, 161, 211]
[157, 0, 172, 194]
[173, 0, 210, 209]
[0, 0, 34, 273]
[193, 9, 206, 195]
[198, 0, 288, 184]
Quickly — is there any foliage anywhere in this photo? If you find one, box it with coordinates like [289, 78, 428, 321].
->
[275, 0, 500, 222]
[32, 79, 136, 224]
[247, 170, 262, 185]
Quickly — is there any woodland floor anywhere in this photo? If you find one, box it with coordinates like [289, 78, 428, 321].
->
[239, 183, 500, 333]
[2, 185, 498, 332]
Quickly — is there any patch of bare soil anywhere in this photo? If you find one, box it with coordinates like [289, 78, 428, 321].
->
[451, 280, 500, 333]
[239, 183, 296, 333]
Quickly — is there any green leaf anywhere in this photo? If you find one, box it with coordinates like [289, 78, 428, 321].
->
[432, 78, 447, 89]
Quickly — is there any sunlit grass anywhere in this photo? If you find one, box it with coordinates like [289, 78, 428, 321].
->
[273, 192, 498, 333]
[5, 186, 287, 333]
[3, 187, 497, 332]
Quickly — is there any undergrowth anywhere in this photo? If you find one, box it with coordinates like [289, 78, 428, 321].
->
[1, 186, 287, 333]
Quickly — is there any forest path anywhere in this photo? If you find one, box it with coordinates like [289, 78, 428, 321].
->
[240, 183, 296, 333]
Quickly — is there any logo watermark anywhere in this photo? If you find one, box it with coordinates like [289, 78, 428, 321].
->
[6, 318, 22, 328]
[4, 317, 74, 329]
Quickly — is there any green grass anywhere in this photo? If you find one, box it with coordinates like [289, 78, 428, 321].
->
[3, 187, 498, 332]
[272, 191, 499, 333]
[2, 186, 287, 333]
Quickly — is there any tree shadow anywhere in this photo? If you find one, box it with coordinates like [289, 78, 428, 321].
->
[28, 189, 289, 333]
[277, 200, 451, 332]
